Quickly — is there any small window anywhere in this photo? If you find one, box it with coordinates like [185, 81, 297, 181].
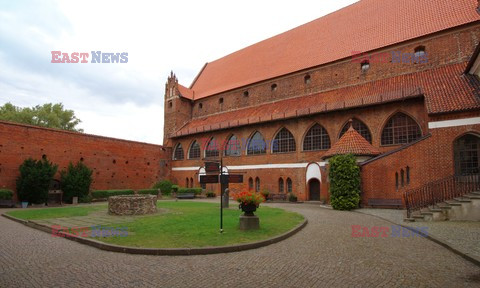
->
[199, 103, 203, 109]
[279, 178, 284, 193]
[304, 74, 311, 85]
[361, 61, 370, 72]
[186, 177, 189, 188]
[406, 166, 410, 184]
[286, 178, 292, 193]
[414, 46, 426, 57]
[271, 84, 277, 91]
[190, 177, 194, 188]
[243, 91, 249, 97]
[255, 177, 260, 192]
[414, 46, 427, 64]
[168, 101, 172, 108]
[219, 98, 224, 104]
[248, 177, 254, 190]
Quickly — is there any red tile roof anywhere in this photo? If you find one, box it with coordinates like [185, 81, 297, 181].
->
[178, 84, 194, 100]
[173, 62, 480, 137]
[188, 0, 480, 99]
[322, 124, 381, 159]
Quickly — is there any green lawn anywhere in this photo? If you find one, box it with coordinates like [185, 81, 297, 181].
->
[6, 201, 304, 248]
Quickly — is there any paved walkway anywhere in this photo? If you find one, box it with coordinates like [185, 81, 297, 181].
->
[1, 203, 479, 287]
[357, 208, 480, 264]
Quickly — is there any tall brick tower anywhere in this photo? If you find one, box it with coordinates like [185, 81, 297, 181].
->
[163, 71, 193, 147]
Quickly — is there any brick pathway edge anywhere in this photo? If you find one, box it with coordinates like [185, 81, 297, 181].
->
[1, 212, 307, 256]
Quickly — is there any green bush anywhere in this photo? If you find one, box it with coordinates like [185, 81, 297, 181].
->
[261, 189, 270, 200]
[177, 187, 202, 195]
[16, 157, 58, 204]
[152, 180, 173, 195]
[137, 189, 160, 196]
[79, 195, 92, 203]
[329, 154, 361, 211]
[206, 191, 216, 198]
[172, 185, 179, 192]
[91, 189, 134, 199]
[60, 161, 93, 203]
[288, 193, 297, 202]
[0, 189, 13, 200]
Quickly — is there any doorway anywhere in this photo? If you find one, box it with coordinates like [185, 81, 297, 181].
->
[309, 179, 320, 201]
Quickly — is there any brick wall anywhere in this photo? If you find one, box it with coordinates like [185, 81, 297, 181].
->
[361, 123, 480, 206]
[0, 121, 171, 200]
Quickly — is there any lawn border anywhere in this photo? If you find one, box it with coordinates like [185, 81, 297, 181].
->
[2, 211, 307, 256]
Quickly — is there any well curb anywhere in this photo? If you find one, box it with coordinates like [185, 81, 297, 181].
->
[2, 212, 307, 256]
[354, 210, 480, 267]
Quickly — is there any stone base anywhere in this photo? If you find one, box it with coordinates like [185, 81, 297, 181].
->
[239, 215, 260, 230]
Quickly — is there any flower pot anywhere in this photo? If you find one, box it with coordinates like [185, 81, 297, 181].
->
[21, 202, 28, 208]
[240, 203, 257, 216]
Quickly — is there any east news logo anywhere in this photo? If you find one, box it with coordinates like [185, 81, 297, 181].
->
[51, 51, 128, 63]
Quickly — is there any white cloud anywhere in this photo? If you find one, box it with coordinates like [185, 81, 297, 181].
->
[0, 0, 358, 145]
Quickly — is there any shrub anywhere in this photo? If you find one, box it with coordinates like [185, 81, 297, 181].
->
[137, 189, 160, 196]
[79, 195, 92, 203]
[0, 189, 13, 200]
[329, 154, 361, 211]
[16, 157, 58, 204]
[152, 180, 173, 195]
[206, 191, 216, 198]
[172, 185, 179, 193]
[60, 161, 93, 203]
[91, 189, 134, 199]
[261, 189, 270, 200]
[177, 187, 202, 195]
[288, 193, 297, 202]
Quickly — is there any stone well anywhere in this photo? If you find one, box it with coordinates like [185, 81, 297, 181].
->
[108, 195, 157, 216]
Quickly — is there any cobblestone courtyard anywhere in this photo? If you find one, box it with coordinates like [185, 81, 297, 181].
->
[1, 203, 479, 287]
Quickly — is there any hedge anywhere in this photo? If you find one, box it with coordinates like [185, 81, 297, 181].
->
[0, 189, 13, 200]
[177, 188, 202, 195]
[152, 180, 173, 195]
[91, 189, 134, 199]
[329, 154, 361, 211]
[137, 189, 160, 196]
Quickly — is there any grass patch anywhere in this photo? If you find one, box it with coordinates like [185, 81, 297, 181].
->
[6, 201, 304, 248]
[6, 204, 106, 220]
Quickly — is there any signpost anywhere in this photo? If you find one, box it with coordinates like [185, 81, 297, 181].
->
[199, 159, 244, 233]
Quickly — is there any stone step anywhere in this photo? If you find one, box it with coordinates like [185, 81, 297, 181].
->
[404, 218, 416, 222]
[421, 212, 434, 216]
[471, 191, 480, 196]
[429, 208, 443, 212]
[445, 201, 462, 206]
[453, 198, 472, 203]
[464, 194, 480, 199]
[438, 205, 452, 210]
[412, 214, 425, 219]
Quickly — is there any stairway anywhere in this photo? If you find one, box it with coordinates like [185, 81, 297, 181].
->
[405, 191, 480, 222]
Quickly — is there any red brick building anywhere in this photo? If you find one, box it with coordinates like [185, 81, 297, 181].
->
[164, 0, 480, 205]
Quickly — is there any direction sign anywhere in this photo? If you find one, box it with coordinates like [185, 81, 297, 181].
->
[220, 174, 243, 184]
[200, 175, 219, 184]
[205, 162, 220, 173]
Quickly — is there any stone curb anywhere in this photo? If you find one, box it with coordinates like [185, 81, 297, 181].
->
[2, 212, 307, 256]
[353, 210, 480, 267]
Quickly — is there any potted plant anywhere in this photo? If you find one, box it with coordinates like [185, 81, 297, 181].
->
[233, 191, 265, 216]
[288, 193, 298, 202]
[261, 189, 270, 201]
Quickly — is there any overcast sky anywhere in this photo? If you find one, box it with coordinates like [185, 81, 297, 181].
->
[0, 0, 358, 145]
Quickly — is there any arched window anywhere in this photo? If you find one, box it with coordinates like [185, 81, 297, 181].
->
[395, 173, 399, 189]
[381, 113, 421, 145]
[205, 138, 219, 158]
[286, 178, 293, 193]
[188, 140, 201, 159]
[339, 119, 372, 143]
[173, 143, 184, 160]
[247, 132, 266, 155]
[272, 128, 296, 153]
[186, 177, 189, 188]
[190, 177, 194, 188]
[255, 177, 260, 192]
[278, 178, 284, 193]
[454, 134, 480, 176]
[224, 135, 241, 157]
[248, 177, 254, 190]
[303, 124, 331, 151]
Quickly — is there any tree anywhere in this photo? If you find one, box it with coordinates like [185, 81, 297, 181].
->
[16, 157, 58, 204]
[0, 102, 83, 132]
[328, 154, 361, 211]
[60, 161, 93, 203]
